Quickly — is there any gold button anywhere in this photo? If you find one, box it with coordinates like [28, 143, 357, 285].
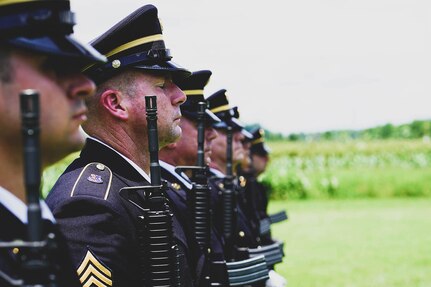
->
[239, 176, 246, 187]
[171, 183, 181, 190]
[218, 183, 224, 189]
[239, 231, 245, 237]
[96, 163, 105, 171]
[12, 248, 19, 254]
[112, 60, 121, 68]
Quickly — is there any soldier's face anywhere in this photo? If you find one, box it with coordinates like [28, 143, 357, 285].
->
[240, 141, 252, 171]
[251, 154, 269, 176]
[172, 117, 218, 165]
[211, 129, 245, 167]
[127, 72, 186, 148]
[0, 49, 95, 167]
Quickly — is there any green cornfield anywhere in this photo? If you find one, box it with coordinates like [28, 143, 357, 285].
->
[263, 139, 431, 199]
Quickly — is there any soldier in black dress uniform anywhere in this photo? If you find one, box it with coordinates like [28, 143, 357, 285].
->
[46, 5, 197, 287]
[207, 91, 287, 287]
[206, 89, 260, 250]
[249, 128, 273, 233]
[159, 70, 233, 285]
[0, 0, 105, 285]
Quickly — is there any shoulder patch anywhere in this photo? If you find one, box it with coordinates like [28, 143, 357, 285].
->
[70, 162, 113, 200]
[77, 248, 112, 287]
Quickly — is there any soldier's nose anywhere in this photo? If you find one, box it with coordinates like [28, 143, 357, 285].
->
[68, 74, 96, 99]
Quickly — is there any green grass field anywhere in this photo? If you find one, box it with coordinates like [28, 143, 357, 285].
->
[269, 198, 431, 287]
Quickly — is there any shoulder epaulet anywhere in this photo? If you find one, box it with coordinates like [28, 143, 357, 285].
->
[70, 162, 113, 200]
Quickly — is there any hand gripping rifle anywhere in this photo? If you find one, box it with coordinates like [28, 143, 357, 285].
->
[0, 90, 60, 287]
[175, 102, 212, 286]
[119, 96, 181, 287]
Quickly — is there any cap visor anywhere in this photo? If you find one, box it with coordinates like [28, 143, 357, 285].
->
[133, 60, 191, 80]
[205, 109, 221, 124]
[8, 35, 106, 66]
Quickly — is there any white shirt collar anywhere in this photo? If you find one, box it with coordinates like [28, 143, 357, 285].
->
[0, 186, 55, 223]
[159, 161, 193, 190]
[88, 136, 152, 183]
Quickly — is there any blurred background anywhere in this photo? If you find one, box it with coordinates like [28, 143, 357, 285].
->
[70, 0, 431, 135]
[43, 1, 431, 286]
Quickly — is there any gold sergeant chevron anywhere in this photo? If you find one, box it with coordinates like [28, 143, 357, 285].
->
[77, 250, 113, 287]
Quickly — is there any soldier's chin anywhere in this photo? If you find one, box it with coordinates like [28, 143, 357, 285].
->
[160, 127, 182, 148]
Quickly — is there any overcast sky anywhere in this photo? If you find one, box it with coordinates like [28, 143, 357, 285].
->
[71, 0, 431, 135]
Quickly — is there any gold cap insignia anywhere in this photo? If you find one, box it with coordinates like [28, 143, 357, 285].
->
[77, 249, 112, 287]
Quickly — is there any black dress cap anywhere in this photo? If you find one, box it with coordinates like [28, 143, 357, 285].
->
[0, 0, 106, 67]
[250, 128, 271, 156]
[84, 4, 191, 84]
[207, 89, 251, 138]
[176, 70, 220, 125]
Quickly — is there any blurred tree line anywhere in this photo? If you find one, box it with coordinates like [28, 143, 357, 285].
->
[248, 119, 431, 142]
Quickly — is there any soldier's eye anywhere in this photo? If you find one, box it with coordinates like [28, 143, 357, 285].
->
[156, 83, 166, 89]
[41, 57, 80, 77]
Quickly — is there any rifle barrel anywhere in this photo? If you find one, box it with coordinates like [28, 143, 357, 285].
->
[145, 96, 161, 186]
[196, 102, 206, 167]
[20, 89, 42, 242]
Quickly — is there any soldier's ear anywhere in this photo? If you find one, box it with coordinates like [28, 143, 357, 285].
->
[100, 89, 128, 120]
[165, 142, 177, 149]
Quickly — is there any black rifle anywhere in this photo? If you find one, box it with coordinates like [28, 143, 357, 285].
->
[222, 125, 236, 261]
[119, 96, 181, 287]
[175, 102, 212, 286]
[219, 126, 270, 285]
[0, 90, 59, 286]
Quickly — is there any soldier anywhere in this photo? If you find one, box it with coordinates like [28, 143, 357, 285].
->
[206, 89, 259, 249]
[249, 128, 272, 227]
[207, 91, 287, 287]
[158, 70, 230, 285]
[46, 5, 195, 287]
[0, 0, 105, 285]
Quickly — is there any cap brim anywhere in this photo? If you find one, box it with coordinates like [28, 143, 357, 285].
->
[182, 109, 221, 125]
[252, 143, 271, 156]
[213, 117, 252, 138]
[133, 60, 191, 81]
[241, 128, 253, 140]
[206, 109, 221, 124]
[7, 35, 106, 67]
[213, 117, 242, 131]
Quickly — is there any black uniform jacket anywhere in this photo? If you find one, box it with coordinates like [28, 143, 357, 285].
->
[160, 163, 229, 285]
[208, 169, 260, 252]
[237, 171, 275, 245]
[0, 202, 80, 287]
[46, 138, 193, 287]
